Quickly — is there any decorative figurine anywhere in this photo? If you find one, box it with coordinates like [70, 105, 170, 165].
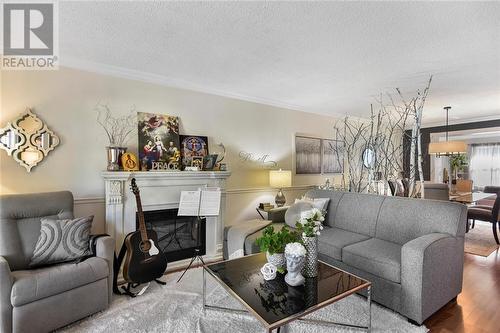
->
[121, 152, 139, 171]
[284, 242, 307, 287]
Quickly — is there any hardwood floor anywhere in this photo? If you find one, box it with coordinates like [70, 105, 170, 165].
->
[424, 250, 500, 333]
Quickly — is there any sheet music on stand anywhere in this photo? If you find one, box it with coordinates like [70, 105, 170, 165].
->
[177, 187, 221, 217]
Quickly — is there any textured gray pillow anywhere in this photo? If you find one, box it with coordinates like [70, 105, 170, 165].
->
[30, 216, 93, 267]
[284, 201, 314, 228]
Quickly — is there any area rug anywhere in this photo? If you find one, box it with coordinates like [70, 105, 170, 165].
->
[465, 222, 499, 257]
[58, 268, 427, 333]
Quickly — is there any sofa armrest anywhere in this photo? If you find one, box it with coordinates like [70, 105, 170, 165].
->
[93, 236, 115, 305]
[0, 256, 13, 333]
[269, 206, 289, 223]
[401, 233, 464, 324]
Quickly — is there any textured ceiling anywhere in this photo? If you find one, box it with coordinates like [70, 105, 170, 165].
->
[59, 1, 500, 124]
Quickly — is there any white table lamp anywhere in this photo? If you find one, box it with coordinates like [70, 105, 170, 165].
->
[269, 169, 292, 207]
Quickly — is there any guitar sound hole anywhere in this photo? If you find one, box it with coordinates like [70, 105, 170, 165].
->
[139, 240, 151, 253]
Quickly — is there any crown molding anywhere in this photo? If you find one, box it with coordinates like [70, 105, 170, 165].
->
[60, 56, 348, 119]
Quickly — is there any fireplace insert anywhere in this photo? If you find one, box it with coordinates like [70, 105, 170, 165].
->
[136, 208, 206, 262]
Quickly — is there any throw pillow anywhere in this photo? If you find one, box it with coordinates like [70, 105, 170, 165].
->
[295, 197, 330, 211]
[30, 216, 94, 267]
[285, 201, 314, 228]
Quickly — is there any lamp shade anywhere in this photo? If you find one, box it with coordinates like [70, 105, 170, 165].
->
[269, 169, 292, 188]
[428, 141, 467, 155]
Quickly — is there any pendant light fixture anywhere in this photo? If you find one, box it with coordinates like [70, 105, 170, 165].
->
[428, 106, 467, 157]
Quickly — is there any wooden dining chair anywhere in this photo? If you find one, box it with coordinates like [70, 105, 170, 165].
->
[456, 179, 473, 193]
[467, 193, 500, 244]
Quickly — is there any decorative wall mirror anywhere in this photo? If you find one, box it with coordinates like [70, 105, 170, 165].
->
[362, 147, 376, 169]
[0, 108, 60, 172]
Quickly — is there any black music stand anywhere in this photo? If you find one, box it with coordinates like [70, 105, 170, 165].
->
[176, 216, 206, 283]
[176, 187, 220, 283]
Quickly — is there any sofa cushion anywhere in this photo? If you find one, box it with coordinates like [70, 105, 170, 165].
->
[11, 257, 108, 307]
[342, 238, 402, 283]
[376, 196, 467, 244]
[333, 192, 384, 237]
[303, 189, 344, 228]
[318, 227, 370, 260]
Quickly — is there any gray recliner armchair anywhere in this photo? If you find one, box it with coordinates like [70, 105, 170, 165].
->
[0, 191, 114, 333]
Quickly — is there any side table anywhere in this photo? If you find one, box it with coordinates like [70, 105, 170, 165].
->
[256, 206, 290, 220]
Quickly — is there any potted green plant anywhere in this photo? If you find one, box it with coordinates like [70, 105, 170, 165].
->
[450, 154, 468, 180]
[256, 225, 298, 272]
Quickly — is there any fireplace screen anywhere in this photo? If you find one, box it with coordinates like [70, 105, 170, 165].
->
[137, 208, 206, 262]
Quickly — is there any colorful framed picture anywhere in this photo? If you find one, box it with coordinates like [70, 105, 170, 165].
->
[179, 135, 208, 170]
[191, 156, 204, 170]
[203, 154, 218, 170]
[138, 112, 180, 170]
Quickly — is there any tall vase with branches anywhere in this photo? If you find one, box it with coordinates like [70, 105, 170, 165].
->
[95, 103, 136, 171]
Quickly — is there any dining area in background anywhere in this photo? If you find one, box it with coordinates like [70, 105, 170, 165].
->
[465, 191, 500, 244]
[421, 180, 500, 246]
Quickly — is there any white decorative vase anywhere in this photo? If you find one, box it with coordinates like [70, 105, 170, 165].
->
[266, 252, 285, 270]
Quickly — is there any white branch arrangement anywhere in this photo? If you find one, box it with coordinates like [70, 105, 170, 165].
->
[332, 76, 433, 196]
[95, 103, 137, 147]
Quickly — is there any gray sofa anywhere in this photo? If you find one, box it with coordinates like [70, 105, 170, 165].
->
[227, 189, 467, 324]
[0, 191, 115, 333]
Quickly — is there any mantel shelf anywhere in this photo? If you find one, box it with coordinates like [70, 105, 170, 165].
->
[101, 170, 231, 180]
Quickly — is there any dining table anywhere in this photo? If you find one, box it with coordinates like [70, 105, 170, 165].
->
[449, 192, 496, 205]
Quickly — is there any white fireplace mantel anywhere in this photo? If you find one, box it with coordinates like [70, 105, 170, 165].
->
[102, 171, 231, 269]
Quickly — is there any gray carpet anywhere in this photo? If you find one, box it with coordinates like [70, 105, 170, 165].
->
[58, 268, 428, 333]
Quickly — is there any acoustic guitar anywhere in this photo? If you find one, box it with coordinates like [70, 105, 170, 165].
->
[123, 178, 168, 284]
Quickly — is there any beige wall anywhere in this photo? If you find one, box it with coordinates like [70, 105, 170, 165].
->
[1, 67, 342, 231]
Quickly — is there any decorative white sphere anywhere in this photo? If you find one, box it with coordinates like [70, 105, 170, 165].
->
[260, 263, 277, 281]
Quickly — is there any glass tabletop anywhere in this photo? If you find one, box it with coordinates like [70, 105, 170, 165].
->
[204, 252, 370, 329]
[450, 192, 496, 204]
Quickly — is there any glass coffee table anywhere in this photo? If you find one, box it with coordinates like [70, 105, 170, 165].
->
[202, 253, 371, 333]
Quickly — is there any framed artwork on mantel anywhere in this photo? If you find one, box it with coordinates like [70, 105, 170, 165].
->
[180, 135, 208, 170]
[138, 112, 180, 170]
